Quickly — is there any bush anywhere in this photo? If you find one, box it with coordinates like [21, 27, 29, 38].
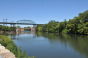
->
[0, 35, 30, 58]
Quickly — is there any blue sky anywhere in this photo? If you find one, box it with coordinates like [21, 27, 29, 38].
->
[0, 0, 88, 24]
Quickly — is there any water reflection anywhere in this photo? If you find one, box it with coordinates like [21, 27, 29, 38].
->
[10, 32, 88, 58]
[36, 32, 88, 57]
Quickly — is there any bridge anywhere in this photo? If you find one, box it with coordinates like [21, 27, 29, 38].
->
[0, 20, 45, 32]
[0, 20, 43, 25]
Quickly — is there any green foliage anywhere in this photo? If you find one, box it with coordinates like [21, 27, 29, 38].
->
[79, 10, 88, 23]
[0, 35, 12, 46]
[57, 22, 66, 33]
[36, 25, 43, 32]
[47, 20, 59, 32]
[0, 25, 16, 31]
[0, 35, 30, 58]
[77, 22, 88, 35]
[62, 29, 68, 33]
[36, 10, 88, 35]
[36, 20, 59, 33]
[66, 23, 78, 34]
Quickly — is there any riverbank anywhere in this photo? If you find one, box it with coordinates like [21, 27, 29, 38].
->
[0, 44, 15, 58]
[0, 35, 29, 58]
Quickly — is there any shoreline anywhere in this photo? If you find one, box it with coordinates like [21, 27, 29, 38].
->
[0, 35, 30, 58]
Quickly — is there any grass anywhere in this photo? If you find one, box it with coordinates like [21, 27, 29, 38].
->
[0, 35, 35, 58]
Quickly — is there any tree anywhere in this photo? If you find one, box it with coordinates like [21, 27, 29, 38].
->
[79, 10, 88, 23]
[47, 20, 59, 33]
[36, 25, 43, 32]
[36, 10, 88, 35]
[77, 22, 88, 35]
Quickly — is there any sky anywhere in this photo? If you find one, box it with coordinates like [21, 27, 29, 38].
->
[0, 0, 88, 24]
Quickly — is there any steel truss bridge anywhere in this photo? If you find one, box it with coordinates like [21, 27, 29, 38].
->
[0, 20, 43, 25]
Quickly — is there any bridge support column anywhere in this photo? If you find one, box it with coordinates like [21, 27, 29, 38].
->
[10, 24, 16, 33]
[31, 25, 37, 32]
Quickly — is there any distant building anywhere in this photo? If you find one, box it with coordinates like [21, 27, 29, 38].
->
[16, 28, 24, 32]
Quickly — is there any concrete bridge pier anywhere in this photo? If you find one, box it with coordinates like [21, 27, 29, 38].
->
[10, 24, 16, 27]
[31, 25, 37, 32]
[10, 24, 16, 33]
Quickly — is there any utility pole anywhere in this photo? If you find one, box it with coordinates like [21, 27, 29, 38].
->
[5, 18, 8, 26]
[6, 18, 8, 22]
[3, 18, 8, 26]
[3, 19, 5, 26]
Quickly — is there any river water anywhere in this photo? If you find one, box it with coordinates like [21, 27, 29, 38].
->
[9, 32, 88, 58]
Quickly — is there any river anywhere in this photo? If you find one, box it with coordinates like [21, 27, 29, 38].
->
[9, 32, 88, 58]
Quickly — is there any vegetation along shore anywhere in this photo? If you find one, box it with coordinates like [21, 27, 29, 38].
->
[36, 10, 88, 35]
[0, 35, 31, 58]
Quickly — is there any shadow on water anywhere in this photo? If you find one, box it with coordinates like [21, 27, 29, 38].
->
[36, 32, 88, 58]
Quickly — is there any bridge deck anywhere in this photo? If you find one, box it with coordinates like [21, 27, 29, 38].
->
[0, 22, 44, 25]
